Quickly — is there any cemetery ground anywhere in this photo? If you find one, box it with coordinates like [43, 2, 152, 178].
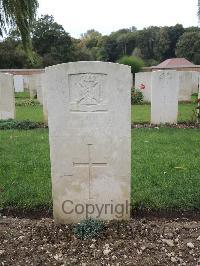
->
[0, 93, 200, 265]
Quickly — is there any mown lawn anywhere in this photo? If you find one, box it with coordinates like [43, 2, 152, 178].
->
[131, 102, 197, 124]
[16, 106, 44, 122]
[15, 93, 197, 124]
[15, 103, 197, 124]
[0, 128, 199, 211]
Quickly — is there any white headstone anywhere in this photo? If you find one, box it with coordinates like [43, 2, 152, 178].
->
[178, 72, 193, 101]
[151, 70, 179, 124]
[41, 72, 48, 123]
[46, 62, 132, 224]
[36, 74, 43, 105]
[0, 73, 15, 120]
[29, 74, 44, 102]
[135, 72, 152, 102]
[29, 74, 38, 99]
[198, 80, 200, 121]
[23, 75, 30, 92]
[191, 71, 200, 94]
[14, 75, 24, 92]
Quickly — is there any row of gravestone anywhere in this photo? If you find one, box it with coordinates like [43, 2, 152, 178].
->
[1, 62, 200, 223]
[135, 71, 200, 102]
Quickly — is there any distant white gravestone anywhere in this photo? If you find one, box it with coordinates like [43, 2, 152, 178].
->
[135, 72, 152, 102]
[14, 75, 24, 92]
[29, 74, 38, 99]
[41, 72, 48, 123]
[36, 74, 43, 105]
[151, 70, 179, 124]
[46, 62, 132, 224]
[178, 72, 193, 101]
[0, 73, 15, 120]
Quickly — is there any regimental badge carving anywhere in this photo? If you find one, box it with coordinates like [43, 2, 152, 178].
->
[69, 73, 108, 112]
[159, 72, 172, 81]
[78, 74, 101, 105]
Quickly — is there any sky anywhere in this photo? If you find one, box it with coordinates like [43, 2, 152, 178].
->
[38, 0, 199, 38]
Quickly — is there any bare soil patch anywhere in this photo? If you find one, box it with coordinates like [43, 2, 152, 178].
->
[0, 216, 199, 265]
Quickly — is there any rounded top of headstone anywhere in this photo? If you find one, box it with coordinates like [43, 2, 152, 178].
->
[45, 61, 131, 73]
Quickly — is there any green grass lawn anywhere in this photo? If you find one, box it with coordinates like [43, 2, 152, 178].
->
[131, 102, 197, 124]
[16, 106, 44, 122]
[15, 102, 196, 124]
[15, 92, 44, 122]
[0, 128, 199, 211]
[15, 92, 197, 124]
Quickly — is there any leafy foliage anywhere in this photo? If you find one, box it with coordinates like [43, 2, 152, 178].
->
[32, 15, 74, 67]
[0, 0, 38, 61]
[15, 99, 40, 107]
[176, 31, 200, 64]
[0, 15, 200, 68]
[131, 88, 144, 105]
[0, 119, 44, 130]
[73, 219, 105, 240]
[118, 56, 144, 75]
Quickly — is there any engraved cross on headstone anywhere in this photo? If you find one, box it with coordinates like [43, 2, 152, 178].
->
[73, 144, 107, 199]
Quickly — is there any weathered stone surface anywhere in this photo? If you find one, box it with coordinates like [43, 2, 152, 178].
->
[36, 74, 43, 105]
[0, 73, 15, 120]
[135, 72, 152, 102]
[191, 71, 199, 94]
[29, 74, 38, 99]
[178, 71, 193, 101]
[14, 75, 24, 92]
[41, 72, 48, 122]
[151, 70, 179, 124]
[46, 62, 132, 223]
[23, 75, 30, 92]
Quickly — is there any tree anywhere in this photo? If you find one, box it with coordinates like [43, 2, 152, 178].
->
[81, 29, 102, 49]
[176, 31, 200, 64]
[155, 27, 170, 61]
[0, 0, 38, 60]
[32, 15, 74, 67]
[0, 36, 42, 68]
[118, 56, 144, 75]
[136, 27, 159, 60]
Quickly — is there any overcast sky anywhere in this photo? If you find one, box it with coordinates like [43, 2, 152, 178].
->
[38, 0, 199, 38]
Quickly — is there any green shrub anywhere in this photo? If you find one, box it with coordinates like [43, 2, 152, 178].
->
[118, 56, 145, 75]
[0, 119, 45, 130]
[73, 218, 105, 240]
[15, 99, 40, 107]
[131, 88, 144, 104]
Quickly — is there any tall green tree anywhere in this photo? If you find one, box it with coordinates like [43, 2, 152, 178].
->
[0, 0, 38, 60]
[32, 15, 74, 67]
[176, 31, 200, 64]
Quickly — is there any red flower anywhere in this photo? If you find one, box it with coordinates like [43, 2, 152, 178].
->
[196, 98, 200, 103]
[140, 83, 145, 90]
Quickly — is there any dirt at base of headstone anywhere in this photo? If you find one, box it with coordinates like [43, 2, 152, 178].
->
[0, 217, 199, 266]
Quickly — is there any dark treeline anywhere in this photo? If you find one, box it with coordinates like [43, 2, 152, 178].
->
[0, 15, 200, 69]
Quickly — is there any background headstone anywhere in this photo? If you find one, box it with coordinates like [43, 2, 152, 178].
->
[36, 74, 43, 105]
[46, 62, 132, 224]
[135, 72, 152, 102]
[14, 75, 24, 92]
[23, 75, 30, 92]
[178, 72, 193, 101]
[0, 73, 15, 120]
[29, 74, 38, 99]
[151, 70, 179, 124]
[191, 71, 200, 94]
[41, 72, 48, 122]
